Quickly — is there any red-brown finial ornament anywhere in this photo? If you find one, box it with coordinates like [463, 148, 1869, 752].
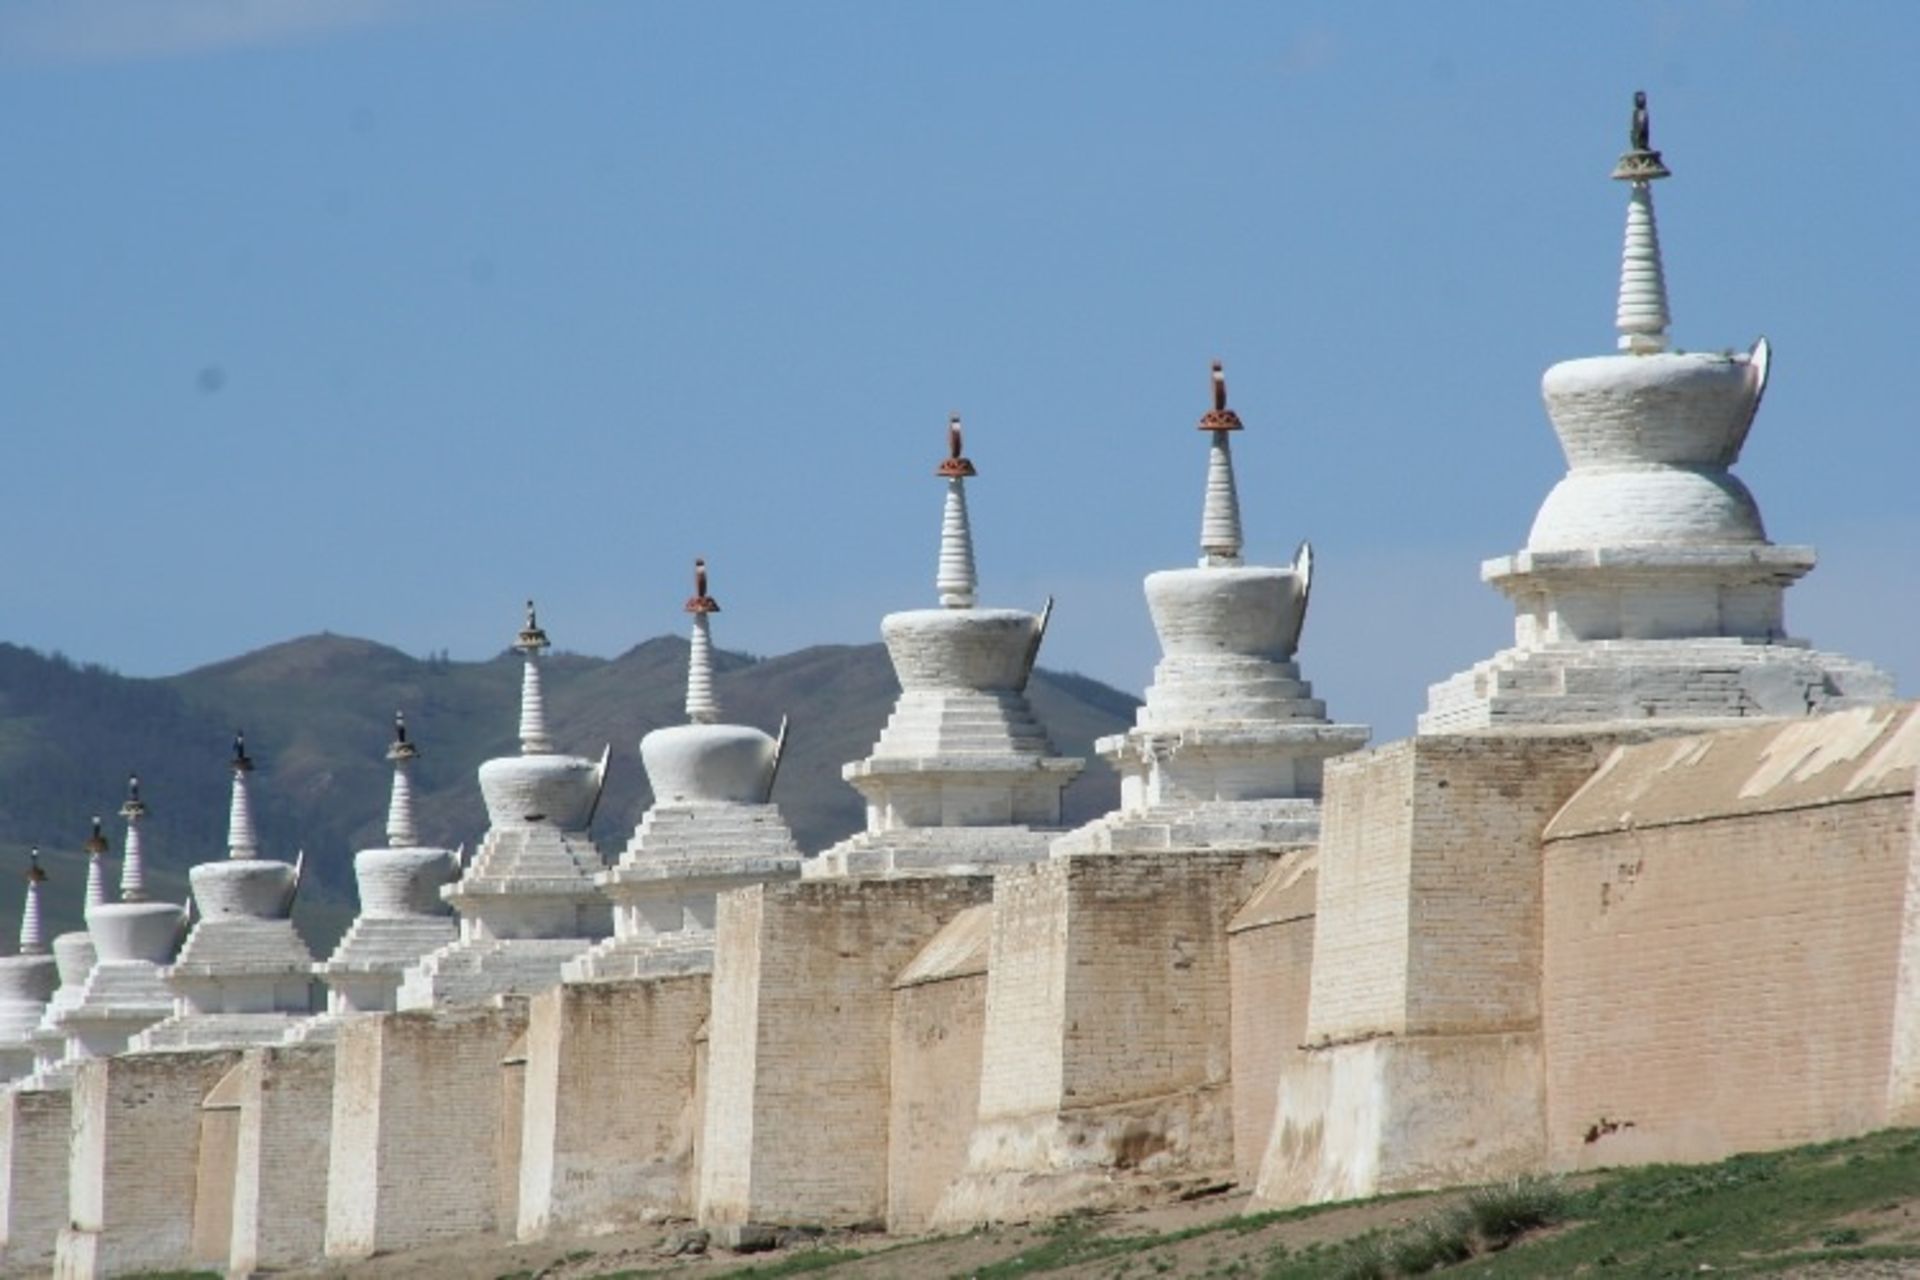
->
[685, 557, 721, 614]
[1198, 361, 1243, 432]
[936, 415, 978, 478]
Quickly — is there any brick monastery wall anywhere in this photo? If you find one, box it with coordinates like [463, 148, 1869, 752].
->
[0, 1086, 70, 1269]
[699, 876, 991, 1227]
[1541, 705, 1920, 1169]
[57, 1049, 242, 1280]
[519, 973, 710, 1239]
[1227, 852, 1316, 1186]
[324, 1002, 528, 1259]
[889, 971, 986, 1233]
[229, 1042, 336, 1275]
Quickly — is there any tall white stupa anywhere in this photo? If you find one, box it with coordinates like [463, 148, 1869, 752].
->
[49, 779, 188, 1067]
[302, 714, 460, 1030]
[1422, 92, 1893, 731]
[26, 826, 102, 1079]
[396, 602, 612, 1008]
[808, 417, 1083, 878]
[0, 854, 58, 1082]
[131, 734, 320, 1049]
[566, 560, 803, 981]
[1054, 363, 1369, 854]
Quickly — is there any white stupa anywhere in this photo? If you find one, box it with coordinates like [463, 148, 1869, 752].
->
[1422, 93, 1893, 731]
[1054, 364, 1369, 855]
[131, 734, 320, 1050]
[396, 602, 612, 1009]
[565, 560, 803, 981]
[0, 854, 58, 1083]
[808, 417, 1083, 878]
[49, 779, 188, 1068]
[23, 821, 107, 1080]
[300, 714, 460, 1032]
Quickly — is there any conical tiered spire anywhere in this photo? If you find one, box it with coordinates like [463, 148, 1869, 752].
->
[515, 600, 554, 754]
[935, 416, 979, 609]
[1612, 90, 1672, 354]
[227, 732, 259, 859]
[387, 712, 420, 847]
[83, 816, 109, 911]
[1197, 361, 1245, 567]
[119, 775, 148, 901]
[20, 852, 47, 955]
[684, 559, 722, 725]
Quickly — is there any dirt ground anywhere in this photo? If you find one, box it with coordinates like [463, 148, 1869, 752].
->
[282, 1186, 1464, 1280]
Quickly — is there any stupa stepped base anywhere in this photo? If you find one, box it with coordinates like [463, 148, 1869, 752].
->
[127, 1011, 307, 1051]
[608, 803, 803, 868]
[1050, 797, 1327, 856]
[394, 935, 598, 1010]
[463, 824, 605, 884]
[1420, 638, 1895, 733]
[169, 917, 315, 972]
[561, 936, 716, 982]
[870, 689, 1059, 757]
[322, 916, 458, 971]
[805, 825, 1058, 879]
[1136, 657, 1329, 729]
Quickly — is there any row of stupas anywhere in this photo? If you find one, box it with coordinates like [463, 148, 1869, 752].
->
[0, 91, 1896, 1111]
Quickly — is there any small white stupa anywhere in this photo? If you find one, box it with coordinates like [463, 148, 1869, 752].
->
[27, 829, 101, 1078]
[1422, 92, 1893, 731]
[808, 418, 1083, 878]
[0, 853, 59, 1083]
[566, 560, 803, 981]
[1054, 363, 1369, 855]
[300, 715, 460, 1033]
[51, 779, 189, 1068]
[132, 734, 320, 1050]
[396, 602, 612, 1009]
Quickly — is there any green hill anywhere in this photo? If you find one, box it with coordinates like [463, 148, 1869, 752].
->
[0, 634, 1137, 952]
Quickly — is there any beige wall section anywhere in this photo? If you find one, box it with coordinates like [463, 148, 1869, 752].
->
[519, 974, 711, 1239]
[944, 852, 1277, 1226]
[1543, 704, 1920, 1168]
[1259, 734, 1619, 1209]
[698, 876, 992, 1228]
[190, 1069, 243, 1268]
[228, 1042, 336, 1276]
[324, 1002, 529, 1260]
[0, 1086, 72, 1269]
[888, 905, 990, 1234]
[1227, 852, 1316, 1186]
[499, 1034, 528, 1237]
[1890, 788, 1920, 1125]
[54, 1049, 243, 1280]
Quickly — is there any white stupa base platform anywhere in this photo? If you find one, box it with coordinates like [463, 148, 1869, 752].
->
[128, 1011, 309, 1052]
[804, 825, 1060, 879]
[1420, 637, 1896, 734]
[561, 936, 718, 983]
[394, 935, 601, 1010]
[315, 917, 459, 1011]
[1050, 797, 1328, 857]
[47, 960, 176, 1065]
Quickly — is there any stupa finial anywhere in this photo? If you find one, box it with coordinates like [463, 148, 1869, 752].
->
[1198, 361, 1245, 567]
[20, 850, 47, 955]
[514, 600, 554, 754]
[386, 711, 420, 847]
[227, 730, 260, 859]
[83, 815, 109, 911]
[685, 558, 722, 725]
[934, 415, 979, 609]
[1611, 90, 1672, 354]
[119, 774, 148, 902]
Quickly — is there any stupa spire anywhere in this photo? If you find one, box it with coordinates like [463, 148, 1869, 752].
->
[1612, 89, 1673, 354]
[387, 712, 420, 847]
[684, 558, 722, 725]
[119, 775, 148, 901]
[20, 851, 47, 955]
[515, 600, 554, 754]
[1197, 361, 1245, 567]
[227, 731, 259, 859]
[83, 816, 109, 911]
[935, 415, 979, 609]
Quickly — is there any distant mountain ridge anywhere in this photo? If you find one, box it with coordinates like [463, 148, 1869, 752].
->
[0, 633, 1139, 950]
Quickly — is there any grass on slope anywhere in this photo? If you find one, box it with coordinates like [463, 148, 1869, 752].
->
[582, 1128, 1920, 1279]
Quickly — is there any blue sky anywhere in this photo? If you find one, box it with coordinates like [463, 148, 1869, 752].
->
[0, 1, 1915, 738]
